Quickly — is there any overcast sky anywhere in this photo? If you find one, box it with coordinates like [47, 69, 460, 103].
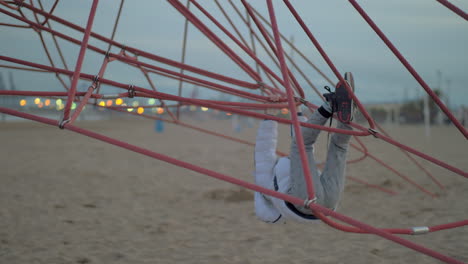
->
[1, 0, 467, 107]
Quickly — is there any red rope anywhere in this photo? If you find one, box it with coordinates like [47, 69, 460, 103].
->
[35, 30, 69, 90]
[167, 0, 261, 82]
[366, 150, 437, 197]
[111, 54, 268, 101]
[344, 138, 437, 196]
[104, 106, 292, 157]
[176, 0, 190, 120]
[430, 220, 468, 232]
[244, 6, 328, 99]
[2, 2, 467, 261]
[36, 0, 60, 26]
[69, 57, 110, 124]
[282, 0, 376, 129]
[61, 0, 99, 121]
[3, 55, 466, 183]
[348, 0, 468, 139]
[189, 0, 287, 90]
[0, 22, 30, 28]
[1, 106, 465, 264]
[375, 123, 445, 190]
[0, 64, 49, 72]
[348, 137, 369, 164]
[227, 0, 286, 92]
[0, 1, 20, 10]
[347, 176, 397, 195]
[241, 0, 305, 98]
[2, 54, 466, 180]
[4, 105, 467, 244]
[376, 132, 468, 178]
[143, 68, 266, 101]
[0, 90, 128, 99]
[435, 0, 468, 21]
[250, 6, 335, 87]
[0, 54, 367, 136]
[105, 103, 394, 195]
[0, 6, 270, 100]
[0, 3, 263, 92]
[347, 117, 468, 178]
[266, 0, 316, 199]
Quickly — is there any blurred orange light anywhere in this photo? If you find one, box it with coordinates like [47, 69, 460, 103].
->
[19, 99, 27, 106]
[106, 100, 113, 107]
[45, 99, 51, 107]
[156, 107, 164, 114]
[137, 107, 144, 114]
[115, 98, 123, 105]
[38, 102, 44, 108]
[281, 108, 289, 115]
[226, 113, 232, 116]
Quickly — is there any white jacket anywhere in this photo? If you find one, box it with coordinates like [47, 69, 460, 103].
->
[254, 119, 319, 223]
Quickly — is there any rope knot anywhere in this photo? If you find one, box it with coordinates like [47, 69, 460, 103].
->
[128, 85, 135, 98]
[368, 128, 379, 138]
[304, 197, 317, 209]
[58, 118, 70, 129]
[91, 75, 100, 90]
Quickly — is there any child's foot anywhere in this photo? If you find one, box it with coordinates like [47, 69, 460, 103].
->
[323, 72, 356, 124]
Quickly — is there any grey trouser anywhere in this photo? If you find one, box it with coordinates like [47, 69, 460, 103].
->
[288, 109, 352, 213]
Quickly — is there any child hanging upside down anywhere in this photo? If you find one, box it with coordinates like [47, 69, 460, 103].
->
[254, 72, 355, 223]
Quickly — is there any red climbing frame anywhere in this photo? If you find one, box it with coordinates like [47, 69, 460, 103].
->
[0, 1, 467, 263]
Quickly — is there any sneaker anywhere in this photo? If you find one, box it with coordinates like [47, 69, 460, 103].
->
[323, 72, 356, 124]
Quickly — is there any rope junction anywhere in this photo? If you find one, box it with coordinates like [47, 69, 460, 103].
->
[1, 1, 467, 263]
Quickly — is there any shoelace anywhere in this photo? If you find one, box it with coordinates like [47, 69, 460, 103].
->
[323, 86, 335, 145]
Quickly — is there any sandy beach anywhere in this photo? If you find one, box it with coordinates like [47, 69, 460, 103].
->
[1, 116, 467, 264]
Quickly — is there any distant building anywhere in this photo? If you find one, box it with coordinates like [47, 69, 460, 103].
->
[0, 72, 19, 108]
[9, 72, 16, 91]
[457, 106, 468, 127]
[0, 72, 5, 91]
[360, 102, 402, 124]
[0, 72, 5, 112]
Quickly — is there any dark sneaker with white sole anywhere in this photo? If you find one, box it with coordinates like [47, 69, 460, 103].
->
[323, 72, 356, 124]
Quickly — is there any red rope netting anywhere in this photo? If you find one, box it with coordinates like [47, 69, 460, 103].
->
[1, 1, 467, 263]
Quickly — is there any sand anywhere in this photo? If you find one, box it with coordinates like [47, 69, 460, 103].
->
[1, 116, 467, 264]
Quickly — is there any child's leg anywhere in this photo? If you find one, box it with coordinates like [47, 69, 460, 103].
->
[254, 120, 282, 222]
[288, 106, 331, 213]
[319, 121, 352, 210]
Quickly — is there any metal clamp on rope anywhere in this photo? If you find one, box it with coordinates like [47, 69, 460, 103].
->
[127, 85, 135, 98]
[368, 128, 379, 138]
[412, 226, 429, 235]
[15, 0, 25, 8]
[58, 118, 70, 129]
[304, 197, 317, 209]
[297, 97, 308, 104]
[257, 81, 265, 90]
[91, 75, 100, 90]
